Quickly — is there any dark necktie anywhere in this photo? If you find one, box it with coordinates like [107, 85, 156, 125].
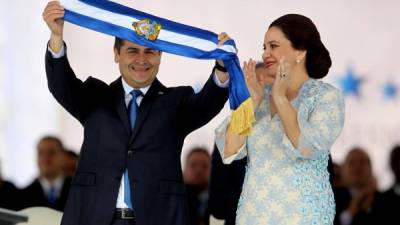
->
[124, 89, 142, 209]
[48, 185, 56, 207]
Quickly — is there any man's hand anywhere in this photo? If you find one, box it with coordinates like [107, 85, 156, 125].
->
[214, 32, 231, 83]
[42, 1, 65, 53]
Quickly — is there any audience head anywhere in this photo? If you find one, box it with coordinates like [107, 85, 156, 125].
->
[183, 147, 211, 189]
[342, 147, 373, 190]
[263, 14, 331, 79]
[390, 145, 400, 183]
[36, 136, 64, 181]
[62, 149, 79, 177]
[332, 162, 344, 188]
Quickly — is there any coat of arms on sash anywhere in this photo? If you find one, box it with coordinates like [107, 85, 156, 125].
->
[132, 19, 162, 41]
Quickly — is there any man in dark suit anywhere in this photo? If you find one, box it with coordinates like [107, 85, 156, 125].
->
[21, 136, 71, 211]
[43, 2, 229, 225]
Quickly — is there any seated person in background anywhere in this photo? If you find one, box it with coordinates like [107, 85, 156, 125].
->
[184, 147, 211, 225]
[334, 147, 382, 225]
[62, 149, 79, 178]
[21, 136, 71, 211]
[0, 161, 21, 210]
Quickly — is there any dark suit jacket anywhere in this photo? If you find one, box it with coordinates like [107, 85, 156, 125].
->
[372, 186, 400, 225]
[208, 146, 247, 225]
[0, 180, 21, 210]
[45, 48, 228, 225]
[333, 187, 382, 225]
[20, 177, 71, 211]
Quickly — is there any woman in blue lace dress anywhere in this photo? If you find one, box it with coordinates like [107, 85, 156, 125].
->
[215, 14, 345, 225]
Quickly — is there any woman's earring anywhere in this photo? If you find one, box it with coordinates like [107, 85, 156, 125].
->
[296, 59, 301, 64]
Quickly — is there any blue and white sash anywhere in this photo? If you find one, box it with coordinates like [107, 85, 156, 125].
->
[60, 0, 254, 134]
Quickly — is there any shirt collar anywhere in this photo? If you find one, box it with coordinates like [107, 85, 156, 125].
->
[121, 77, 150, 97]
[39, 175, 65, 196]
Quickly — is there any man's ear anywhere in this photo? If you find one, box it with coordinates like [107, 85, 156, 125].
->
[114, 48, 119, 63]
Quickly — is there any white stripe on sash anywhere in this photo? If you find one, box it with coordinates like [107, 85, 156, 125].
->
[60, 0, 236, 53]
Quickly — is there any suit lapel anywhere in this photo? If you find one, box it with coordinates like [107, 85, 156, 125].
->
[129, 79, 166, 145]
[110, 78, 131, 135]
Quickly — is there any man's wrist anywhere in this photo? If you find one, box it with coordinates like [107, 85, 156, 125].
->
[48, 41, 65, 58]
[49, 34, 63, 53]
[214, 61, 227, 72]
[213, 71, 229, 87]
